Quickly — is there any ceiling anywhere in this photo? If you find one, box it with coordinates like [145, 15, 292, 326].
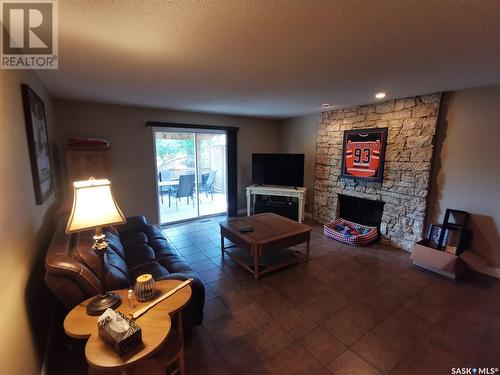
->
[37, 0, 500, 118]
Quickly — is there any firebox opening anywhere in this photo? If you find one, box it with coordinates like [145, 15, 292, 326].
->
[338, 194, 385, 235]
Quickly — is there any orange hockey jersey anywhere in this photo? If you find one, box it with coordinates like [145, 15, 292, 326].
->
[344, 140, 381, 178]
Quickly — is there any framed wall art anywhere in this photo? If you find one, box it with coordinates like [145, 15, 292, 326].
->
[21, 84, 53, 204]
[340, 128, 388, 182]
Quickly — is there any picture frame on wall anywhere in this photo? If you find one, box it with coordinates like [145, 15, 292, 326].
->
[21, 84, 53, 205]
[340, 128, 388, 182]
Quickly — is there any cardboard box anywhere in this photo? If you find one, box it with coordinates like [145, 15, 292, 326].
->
[411, 239, 467, 279]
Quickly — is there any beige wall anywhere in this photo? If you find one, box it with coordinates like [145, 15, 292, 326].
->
[0, 70, 60, 374]
[278, 114, 319, 213]
[428, 85, 500, 268]
[54, 100, 281, 223]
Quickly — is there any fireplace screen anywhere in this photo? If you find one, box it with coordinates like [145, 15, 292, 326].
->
[340, 128, 388, 182]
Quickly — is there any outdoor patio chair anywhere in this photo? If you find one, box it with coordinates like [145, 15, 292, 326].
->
[159, 170, 178, 207]
[176, 174, 195, 210]
[200, 172, 209, 189]
[202, 170, 217, 200]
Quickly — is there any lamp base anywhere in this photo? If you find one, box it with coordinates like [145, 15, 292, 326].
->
[86, 292, 122, 316]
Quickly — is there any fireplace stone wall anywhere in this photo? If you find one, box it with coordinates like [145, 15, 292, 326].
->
[313, 93, 441, 250]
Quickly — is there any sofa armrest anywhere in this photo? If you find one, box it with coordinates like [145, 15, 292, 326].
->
[118, 216, 148, 235]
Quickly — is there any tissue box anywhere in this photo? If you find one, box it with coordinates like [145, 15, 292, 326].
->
[98, 310, 142, 355]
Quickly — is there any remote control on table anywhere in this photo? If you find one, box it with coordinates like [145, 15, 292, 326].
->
[239, 227, 254, 233]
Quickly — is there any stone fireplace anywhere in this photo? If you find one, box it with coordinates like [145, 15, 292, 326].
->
[313, 93, 441, 250]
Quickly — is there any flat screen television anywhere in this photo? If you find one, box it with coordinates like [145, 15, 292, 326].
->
[252, 153, 304, 187]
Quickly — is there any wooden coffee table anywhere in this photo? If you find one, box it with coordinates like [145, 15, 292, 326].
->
[220, 213, 311, 281]
[64, 280, 191, 375]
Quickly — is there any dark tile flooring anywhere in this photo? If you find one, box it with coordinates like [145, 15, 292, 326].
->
[163, 216, 500, 375]
[47, 215, 500, 375]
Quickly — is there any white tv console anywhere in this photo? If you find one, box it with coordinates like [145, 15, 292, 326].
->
[246, 185, 307, 223]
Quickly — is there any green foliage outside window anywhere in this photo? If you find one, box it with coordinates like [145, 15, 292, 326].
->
[156, 138, 194, 170]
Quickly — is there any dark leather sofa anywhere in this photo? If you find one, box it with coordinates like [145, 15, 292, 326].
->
[45, 215, 204, 331]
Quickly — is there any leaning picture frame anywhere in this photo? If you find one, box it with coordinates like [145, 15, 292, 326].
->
[21, 84, 53, 204]
[427, 223, 450, 249]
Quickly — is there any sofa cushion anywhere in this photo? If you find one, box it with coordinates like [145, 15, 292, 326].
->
[117, 216, 148, 235]
[105, 248, 131, 290]
[120, 223, 184, 273]
[122, 236, 157, 268]
[105, 229, 126, 259]
[128, 261, 172, 282]
[119, 223, 190, 283]
[144, 225, 177, 258]
[120, 231, 149, 248]
[157, 256, 193, 273]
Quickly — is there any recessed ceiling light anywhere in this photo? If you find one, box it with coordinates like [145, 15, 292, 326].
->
[375, 92, 386, 99]
[322, 103, 332, 107]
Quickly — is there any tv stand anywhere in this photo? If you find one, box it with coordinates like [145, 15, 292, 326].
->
[246, 185, 307, 223]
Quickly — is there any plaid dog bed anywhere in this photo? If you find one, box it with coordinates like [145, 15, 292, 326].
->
[324, 218, 378, 246]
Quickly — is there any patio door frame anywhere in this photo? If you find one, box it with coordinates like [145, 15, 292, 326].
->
[149, 122, 238, 225]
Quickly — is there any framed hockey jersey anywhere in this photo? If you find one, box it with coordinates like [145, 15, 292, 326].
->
[340, 128, 388, 182]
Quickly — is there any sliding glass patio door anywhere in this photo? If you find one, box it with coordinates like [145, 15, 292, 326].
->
[154, 128, 227, 224]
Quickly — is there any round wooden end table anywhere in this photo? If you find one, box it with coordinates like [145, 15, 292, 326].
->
[64, 279, 192, 375]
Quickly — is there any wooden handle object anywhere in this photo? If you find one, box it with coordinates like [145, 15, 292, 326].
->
[131, 278, 193, 320]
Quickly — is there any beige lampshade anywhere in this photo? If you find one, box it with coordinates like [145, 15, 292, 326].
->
[66, 178, 126, 233]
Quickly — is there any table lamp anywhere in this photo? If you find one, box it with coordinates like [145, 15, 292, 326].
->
[66, 177, 126, 316]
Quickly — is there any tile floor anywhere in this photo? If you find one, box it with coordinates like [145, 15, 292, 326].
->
[162, 215, 500, 375]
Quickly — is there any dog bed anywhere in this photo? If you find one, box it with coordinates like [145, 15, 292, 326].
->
[324, 218, 378, 246]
